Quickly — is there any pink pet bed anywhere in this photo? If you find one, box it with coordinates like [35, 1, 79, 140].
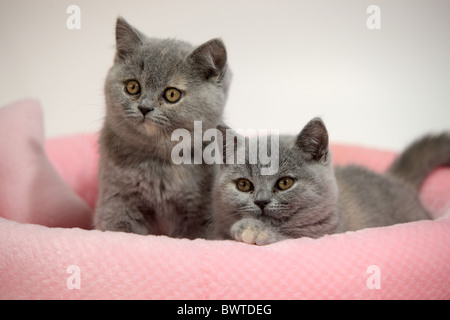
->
[0, 100, 449, 299]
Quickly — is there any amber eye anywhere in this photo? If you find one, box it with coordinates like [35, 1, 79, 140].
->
[276, 177, 294, 190]
[164, 88, 182, 103]
[126, 80, 140, 95]
[236, 178, 253, 192]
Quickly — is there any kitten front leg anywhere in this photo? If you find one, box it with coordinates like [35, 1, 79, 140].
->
[230, 218, 287, 245]
[94, 198, 148, 235]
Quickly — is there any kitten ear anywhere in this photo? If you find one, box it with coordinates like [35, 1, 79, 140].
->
[216, 123, 231, 136]
[296, 117, 329, 162]
[115, 17, 144, 60]
[217, 123, 231, 164]
[217, 123, 245, 165]
[188, 39, 227, 81]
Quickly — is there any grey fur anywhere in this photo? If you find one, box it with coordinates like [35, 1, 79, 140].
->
[388, 133, 450, 190]
[94, 17, 231, 238]
[208, 118, 450, 245]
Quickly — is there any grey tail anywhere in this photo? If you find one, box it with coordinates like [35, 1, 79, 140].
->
[388, 132, 450, 190]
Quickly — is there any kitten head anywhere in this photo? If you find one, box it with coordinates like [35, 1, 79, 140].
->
[212, 118, 339, 239]
[104, 17, 231, 140]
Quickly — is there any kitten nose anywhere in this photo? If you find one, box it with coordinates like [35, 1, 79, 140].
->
[138, 105, 154, 116]
[254, 199, 270, 211]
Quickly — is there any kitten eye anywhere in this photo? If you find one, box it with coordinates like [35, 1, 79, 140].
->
[236, 178, 253, 192]
[126, 80, 140, 95]
[164, 88, 182, 103]
[276, 177, 294, 190]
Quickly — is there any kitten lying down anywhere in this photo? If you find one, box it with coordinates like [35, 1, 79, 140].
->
[208, 118, 450, 245]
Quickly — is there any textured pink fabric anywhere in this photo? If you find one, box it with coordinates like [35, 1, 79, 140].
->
[0, 100, 449, 299]
[0, 217, 449, 299]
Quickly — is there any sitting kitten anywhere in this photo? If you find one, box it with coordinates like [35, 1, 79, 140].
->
[94, 17, 231, 238]
[209, 118, 450, 245]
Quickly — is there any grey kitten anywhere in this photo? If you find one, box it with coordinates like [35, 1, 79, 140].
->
[208, 118, 450, 245]
[94, 17, 231, 238]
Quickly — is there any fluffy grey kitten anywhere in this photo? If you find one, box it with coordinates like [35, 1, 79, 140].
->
[208, 118, 450, 245]
[94, 17, 231, 238]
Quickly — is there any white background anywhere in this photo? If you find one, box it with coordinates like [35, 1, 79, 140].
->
[1, 0, 449, 151]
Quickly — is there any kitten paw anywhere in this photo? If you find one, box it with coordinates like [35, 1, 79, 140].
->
[231, 218, 279, 245]
[109, 219, 147, 235]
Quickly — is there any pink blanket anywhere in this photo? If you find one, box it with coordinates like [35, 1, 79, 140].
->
[0, 100, 449, 299]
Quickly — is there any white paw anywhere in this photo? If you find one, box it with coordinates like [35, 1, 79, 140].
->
[230, 218, 279, 245]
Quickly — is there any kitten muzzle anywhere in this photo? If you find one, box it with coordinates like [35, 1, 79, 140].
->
[254, 199, 270, 211]
[138, 105, 154, 116]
